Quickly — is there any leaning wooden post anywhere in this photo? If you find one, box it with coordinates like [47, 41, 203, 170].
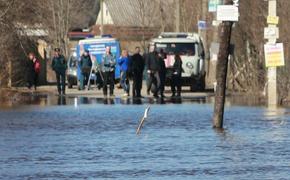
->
[213, 0, 235, 128]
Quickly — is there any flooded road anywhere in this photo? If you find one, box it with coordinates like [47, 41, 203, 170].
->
[0, 96, 290, 179]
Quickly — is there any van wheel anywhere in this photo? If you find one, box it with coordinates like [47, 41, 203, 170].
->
[199, 81, 205, 91]
[190, 76, 205, 92]
[190, 86, 194, 92]
[190, 84, 197, 92]
[199, 74, 206, 91]
[190, 78, 196, 92]
[68, 81, 73, 89]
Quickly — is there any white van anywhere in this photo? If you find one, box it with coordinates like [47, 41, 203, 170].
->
[150, 32, 205, 91]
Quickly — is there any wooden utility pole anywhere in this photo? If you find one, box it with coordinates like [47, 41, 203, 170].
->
[175, 0, 180, 32]
[267, 0, 278, 108]
[100, 0, 104, 35]
[213, 0, 234, 129]
[200, 0, 208, 54]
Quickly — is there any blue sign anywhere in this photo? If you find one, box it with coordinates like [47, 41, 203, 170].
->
[198, 21, 207, 30]
[76, 38, 121, 80]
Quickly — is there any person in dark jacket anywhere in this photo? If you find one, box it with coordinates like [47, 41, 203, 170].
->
[171, 54, 183, 97]
[145, 46, 160, 98]
[131, 47, 145, 98]
[52, 48, 67, 95]
[143, 45, 151, 96]
[26, 52, 40, 90]
[79, 50, 92, 90]
[158, 49, 167, 98]
[26, 54, 35, 89]
[101, 46, 116, 97]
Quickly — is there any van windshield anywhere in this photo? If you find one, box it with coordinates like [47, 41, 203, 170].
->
[69, 56, 78, 68]
[155, 43, 195, 56]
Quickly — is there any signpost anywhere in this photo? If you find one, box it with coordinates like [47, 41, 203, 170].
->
[217, 5, 239, 21]
[212, 0, 235, 129]
[264, 43, 285, 67]
[265, 0, 280, 108]
[198, 20, 207, 30]
[264, 27, 279, 40]
[267, 16, 279, 25]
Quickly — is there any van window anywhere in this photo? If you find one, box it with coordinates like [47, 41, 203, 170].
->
[69, 56, 78, 68]
[155, 43, 196, 56]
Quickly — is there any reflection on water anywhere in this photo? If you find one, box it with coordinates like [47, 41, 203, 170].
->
[225, 94, 266, 107]
[0, 94, 205, 107]
[57, 96, 66, 105]
[0, 91, 271, 108]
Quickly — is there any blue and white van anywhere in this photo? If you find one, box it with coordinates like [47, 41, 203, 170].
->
[67, 36, 121, 88]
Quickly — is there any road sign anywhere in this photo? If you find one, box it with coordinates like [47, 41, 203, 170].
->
[264, 43, 285, 67]
[217, 5, 239, 21]
[198, 20, 207, 30]
[208, 0, 222, 12]
[267, 16, 279, 25]
[264, 27, 279, 40]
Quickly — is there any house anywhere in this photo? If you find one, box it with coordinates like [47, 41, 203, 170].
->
[92, 0, 161, 51]
[95, 0, 144, 27]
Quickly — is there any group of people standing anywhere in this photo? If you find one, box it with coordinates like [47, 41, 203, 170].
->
[105, 45, 183, 99]
[99, 46, 145, 98]
[26, 46, 183, 98]
[145, 47, 182, 98]
[77, 45, 182, 98]
[26, 48, 67, 95]
[118, 47, 146, 98]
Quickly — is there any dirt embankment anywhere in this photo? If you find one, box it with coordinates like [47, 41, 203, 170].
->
[0, 88, 28, 104]
[0, 88, 53, 106]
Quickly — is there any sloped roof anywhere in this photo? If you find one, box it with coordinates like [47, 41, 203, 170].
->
[104, 0, 151, 27]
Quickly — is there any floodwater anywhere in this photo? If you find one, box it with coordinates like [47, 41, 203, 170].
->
[0, 95, 290, 179]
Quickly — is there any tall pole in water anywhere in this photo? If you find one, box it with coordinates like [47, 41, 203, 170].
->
[200, 0, 208, 65]
[100, 0, 104, 36]
[199, 0, 208, 48]
[175, 0, 180, 32]
[212, 0, 234, 128]
[267, 0, 278, 108]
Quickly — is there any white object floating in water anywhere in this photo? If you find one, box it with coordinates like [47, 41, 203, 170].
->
[136, 106, 151, 135]
[144, 106, 150, 118]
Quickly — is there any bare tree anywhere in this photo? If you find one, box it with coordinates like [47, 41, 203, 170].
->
[0, 0, 34, 87]
[156, 0, 175, 32]
[131, 0, 161, 50]
[0, 0, 98, 87]
[180, 0, 202, 32]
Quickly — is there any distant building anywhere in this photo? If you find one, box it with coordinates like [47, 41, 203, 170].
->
[96, 0, 146, 27]
[92, 0, 160, 50]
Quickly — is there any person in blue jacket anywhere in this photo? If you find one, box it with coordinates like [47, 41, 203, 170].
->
[79, 50, 92, 90]
[118, 50, 130, 96]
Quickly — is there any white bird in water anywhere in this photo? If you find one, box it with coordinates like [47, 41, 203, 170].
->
[136, 106, 151, 135]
